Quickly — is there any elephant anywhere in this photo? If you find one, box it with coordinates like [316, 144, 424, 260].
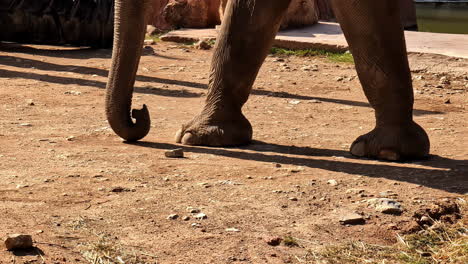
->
[105, 0, 430, 161]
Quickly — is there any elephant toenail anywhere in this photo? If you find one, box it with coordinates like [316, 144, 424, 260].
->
[350, 141, 366, 157]
[181, 132, 198, 145]
[175, 129, 184, 143]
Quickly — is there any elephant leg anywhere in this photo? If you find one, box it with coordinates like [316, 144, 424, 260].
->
[176, 0, 292, 146]
[331, 0, 429, 160]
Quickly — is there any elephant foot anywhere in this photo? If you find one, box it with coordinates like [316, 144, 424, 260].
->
[175, 111, 253, 146]
[350, 121, 430, 161]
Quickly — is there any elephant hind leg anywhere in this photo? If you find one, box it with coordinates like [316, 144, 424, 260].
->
[331, 0, 430, 160]
[176, 0, 291, 146]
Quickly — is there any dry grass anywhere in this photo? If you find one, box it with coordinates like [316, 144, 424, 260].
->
[298, 198, 467, 264]
[80, 233, 158, 264]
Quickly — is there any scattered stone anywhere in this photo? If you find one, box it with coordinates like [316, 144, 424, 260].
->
[265, 236, 283, 246]
[288, 100, 301, 105]
[186, 207, 201, 214]
[273, 58, 285, 62]
[339, 213, 365, 225]
[64, 91, 82, 96]
[368, 198, 403, 215]
[275, 163, 282, 168]
[346, 189, 365, 194]
[191, 223, 201, 228]
[289, 197, 298, 201]
[439, 76, 450, 85]
[66, 136, 75, 141]
[195, 39, 212, 50]
[225, 228, 240, 232]
[146, 25, 158, 36]
[182, 216, 190, 221]
[19, 123, 32, 127]
[444, 99, 451, 104]
[327, 179, 338, 186]
[194, 213, 207, 220]
[110, 186, 132, 193]
[378, 191, 398, 198]
[165, 148, 184, 158]
[336, 77, 344, 82]
[4, 234, 33, 250]
[26, 99, 35, 106]
[167, 214, 179, 220]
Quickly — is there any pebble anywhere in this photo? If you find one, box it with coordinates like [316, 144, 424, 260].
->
[289, 100, 301, 105]
[182, 216, 190, 221]
[327, 179, 338, 186]
[289, 197, 298, 201]
[195, 39, 212, 50]
[26, 99, 35, 106]
[367, 198, 403, 215]
[167, 214, 179, 220]
[19, 123, 32, 127]
[265, 236, 282, 246]
[225, 228, 240, 232]
[165, 149, 184, 158]
[4, 234, 33, 250]
[144, 39, 155, 45]
[194, 213, 207, 220]
[339, 213, 365, 225]
[186, 207, 200, 214]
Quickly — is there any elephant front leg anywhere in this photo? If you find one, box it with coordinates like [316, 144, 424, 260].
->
[331, 0, 429, 160]
[176, 0, 292, 146]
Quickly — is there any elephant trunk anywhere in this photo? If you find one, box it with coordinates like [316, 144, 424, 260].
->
[106, 0, 151, 141]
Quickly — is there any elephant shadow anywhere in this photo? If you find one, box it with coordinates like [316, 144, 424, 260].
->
[130, 140, 468, 194]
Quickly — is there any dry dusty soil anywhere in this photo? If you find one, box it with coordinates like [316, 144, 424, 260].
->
[0, 41, 467, 263]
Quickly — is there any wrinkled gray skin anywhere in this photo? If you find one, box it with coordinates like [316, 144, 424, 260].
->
[106, 0, 430, 161]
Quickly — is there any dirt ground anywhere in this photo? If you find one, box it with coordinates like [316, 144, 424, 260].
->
[0, 41, 466, 263]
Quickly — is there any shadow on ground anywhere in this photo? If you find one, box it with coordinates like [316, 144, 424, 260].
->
[0, 52, 443, 116]
[130, 140, 468, 195]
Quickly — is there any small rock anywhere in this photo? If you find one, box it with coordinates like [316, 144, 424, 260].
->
[273, 58, 285, 62]
[444, 99, 451, 104]
[167, 214, 179, 220]
[265, 236, 283, 246]
[182, 216, 190, 221]
[368, 198, 403, 215]
[186, 207, 201, 214]
[439, 76, 450, 85]
[26, 99, 35, 106]
[339, 213, 365, 225]
[4, 234, 33, 250]
[165, 148, 184, 158]
[289, 197, 298, 201]
[64, 91, 82, 96]
[225, 228, 240, 232]
[194, 213, 207, 220]
[110, 186, 132, 193]
[327, 179, 338, 186]
[66, 136, 75, 141]
[195, 39, 212, 50]
[146, 25, 158, 36]
[336, 77, 344, 82]
[19, 123, 32, 127]
[144, 39, 155, 45]
[288, 100, 301, 105]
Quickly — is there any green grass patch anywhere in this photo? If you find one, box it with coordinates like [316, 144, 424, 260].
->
[270, 47, 354, 64]
[283, 236, 300, 247]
